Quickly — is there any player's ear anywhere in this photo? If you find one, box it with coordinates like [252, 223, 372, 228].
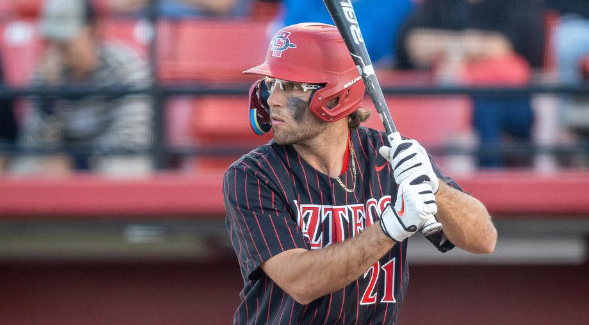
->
[326, 97, 340, 109]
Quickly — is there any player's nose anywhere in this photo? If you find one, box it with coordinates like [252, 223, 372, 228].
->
[267, 87, 286, 109]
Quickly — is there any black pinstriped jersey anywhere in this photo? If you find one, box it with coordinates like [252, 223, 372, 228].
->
[224, 127, 459, 325]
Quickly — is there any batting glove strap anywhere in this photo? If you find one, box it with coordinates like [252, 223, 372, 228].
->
[380, 206, 414, 243]
[380, 175, 439, 242]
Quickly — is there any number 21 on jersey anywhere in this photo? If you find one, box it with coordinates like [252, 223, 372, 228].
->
[360, 258, 396, 305]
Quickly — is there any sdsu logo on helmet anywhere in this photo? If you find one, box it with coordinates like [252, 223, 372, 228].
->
[271, 31, 297, 57]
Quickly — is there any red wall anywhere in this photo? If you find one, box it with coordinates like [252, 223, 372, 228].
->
[0, 261, 242, 325]
[399, 263, 589, 325]
[1, 260, 587, 325]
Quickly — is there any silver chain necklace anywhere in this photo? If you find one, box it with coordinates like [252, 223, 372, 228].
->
[334, 141, 357, 193]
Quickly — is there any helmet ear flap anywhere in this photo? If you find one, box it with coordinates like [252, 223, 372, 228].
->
[248, 79, 272, 135]
[309, 80, 364, 122]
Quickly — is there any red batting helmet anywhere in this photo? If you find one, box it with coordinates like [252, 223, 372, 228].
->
[244, 23, 365, 123]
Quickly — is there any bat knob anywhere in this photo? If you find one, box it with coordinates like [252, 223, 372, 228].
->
[421, 221, 443, 236]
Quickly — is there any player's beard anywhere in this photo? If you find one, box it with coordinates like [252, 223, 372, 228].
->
[271, 97, 327, 145]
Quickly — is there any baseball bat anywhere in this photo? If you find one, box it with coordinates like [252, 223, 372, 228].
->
[323, 0, 442, 236]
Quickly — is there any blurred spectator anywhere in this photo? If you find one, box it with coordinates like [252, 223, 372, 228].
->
[583, 56, 589, 83]
[270, 0, 414, 68]
[14, 0, 153, 176]
[396, 0, 545, 168]
[0, 55, 17, 174]
[547, 0, 589, 165]
[109, 0, 252, 18]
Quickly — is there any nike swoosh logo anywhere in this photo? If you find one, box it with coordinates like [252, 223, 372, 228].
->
[375, 161, 389, 172]
[397, 193, 405, 217]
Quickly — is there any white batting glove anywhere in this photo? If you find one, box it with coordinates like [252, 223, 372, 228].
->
[380, 174, 439, 242]
[379, 132, 439, 194]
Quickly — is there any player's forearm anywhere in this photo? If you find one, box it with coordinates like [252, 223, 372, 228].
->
[405, 29, 462, 67]
[263, 224, 394, 305]
[110, 0, 235, 14]
[434, 181, 497, 254]
[184, 0, 236, 13]
[406, 29, 514, 67]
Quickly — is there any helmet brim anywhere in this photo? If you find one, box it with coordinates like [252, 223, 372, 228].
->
[243, 63, 271, 77]
[244, 62, 347, 85]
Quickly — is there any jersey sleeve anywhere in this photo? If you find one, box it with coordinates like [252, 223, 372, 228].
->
[224, 163, 307, 282]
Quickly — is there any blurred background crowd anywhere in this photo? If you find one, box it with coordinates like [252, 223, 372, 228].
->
[0, 1, 588, 325]
[0, 0, 587, 176]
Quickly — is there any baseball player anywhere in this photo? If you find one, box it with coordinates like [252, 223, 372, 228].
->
[224, 23, 497, 325]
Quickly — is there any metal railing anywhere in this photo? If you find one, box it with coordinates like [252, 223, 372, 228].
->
[1, 83, 589, 168]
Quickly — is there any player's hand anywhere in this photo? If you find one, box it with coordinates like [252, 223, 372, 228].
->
[380, 174, 439, 243]
[379, 132, 439, 194]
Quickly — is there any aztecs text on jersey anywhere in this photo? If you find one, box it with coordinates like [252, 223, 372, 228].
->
[296, 196, 391, 250]
[224, 127, 457, 325]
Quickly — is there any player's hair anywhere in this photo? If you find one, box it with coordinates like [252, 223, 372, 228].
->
[348, 108, 370, 129]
